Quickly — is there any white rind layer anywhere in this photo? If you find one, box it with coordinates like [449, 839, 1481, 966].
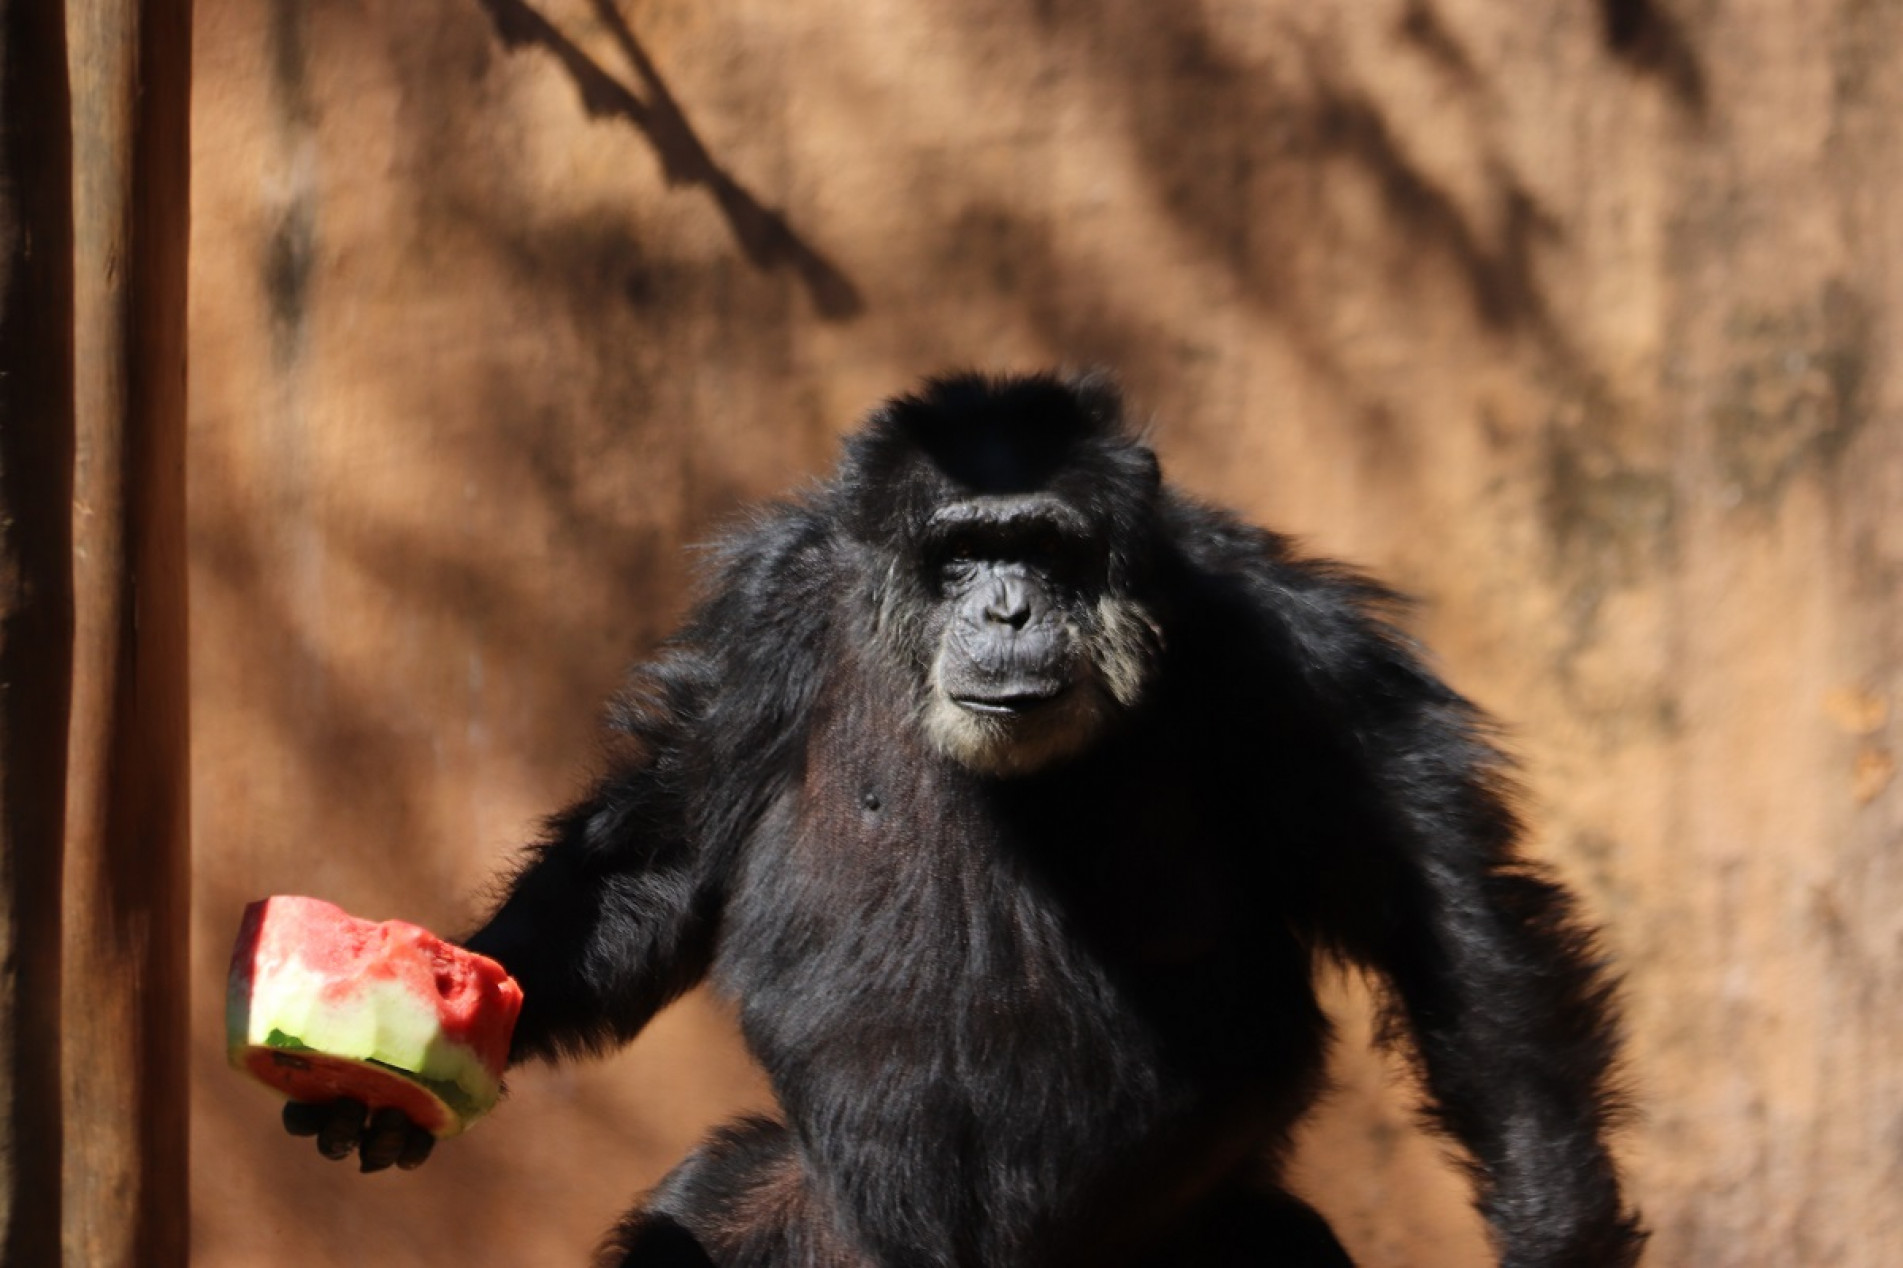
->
[233, 950, 502, 1113]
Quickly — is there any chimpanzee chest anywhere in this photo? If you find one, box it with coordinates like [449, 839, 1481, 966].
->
[711, 708, 1327, 1263]
[731, 709, 1265, 1044]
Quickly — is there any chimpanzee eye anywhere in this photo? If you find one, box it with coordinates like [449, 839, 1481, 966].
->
[934, 536, 981, 588]
[940, 533, 983, 565]
[1022, 527, 1072, 573]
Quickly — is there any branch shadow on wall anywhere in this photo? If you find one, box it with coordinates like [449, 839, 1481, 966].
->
[980, 0, 1699, 667]
[1597, 0, 1707, 116]
[1006, 0, 1704, 400]
[472, 0, 864, 320]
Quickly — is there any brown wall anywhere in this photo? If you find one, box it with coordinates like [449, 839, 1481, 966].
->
[188, 1, 1903, 1263]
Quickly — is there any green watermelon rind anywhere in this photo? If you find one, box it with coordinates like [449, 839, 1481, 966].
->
[257, 1028, 485, 1123]
[225, 898, 520, 1137]
[229, 967, 503, 1120]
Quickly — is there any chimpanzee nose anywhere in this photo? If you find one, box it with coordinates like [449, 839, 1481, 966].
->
[985, 577, 1033, 629]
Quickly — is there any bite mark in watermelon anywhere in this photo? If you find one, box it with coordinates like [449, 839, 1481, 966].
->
[226, 895, 523, 1138]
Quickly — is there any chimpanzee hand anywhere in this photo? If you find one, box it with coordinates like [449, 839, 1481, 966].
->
[282, 1100, 435, 1173]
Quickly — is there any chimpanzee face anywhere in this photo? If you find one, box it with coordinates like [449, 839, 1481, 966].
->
[913, 493, 1155, 777]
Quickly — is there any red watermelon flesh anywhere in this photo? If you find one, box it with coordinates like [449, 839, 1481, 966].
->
[227, 896, 523, 1138]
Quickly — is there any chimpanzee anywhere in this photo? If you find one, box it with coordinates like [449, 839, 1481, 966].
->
[293, 372, 1643, 1267]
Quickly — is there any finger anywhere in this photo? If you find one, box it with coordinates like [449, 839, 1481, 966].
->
[316, 1099, 369, 1161]
[358, 1108, 412, 1174]
[282, 1101, 328, 1138]
[396, 1125, 436, 1171]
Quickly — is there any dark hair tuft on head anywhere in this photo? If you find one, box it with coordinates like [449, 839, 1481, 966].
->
[835, 371, 1157, 542]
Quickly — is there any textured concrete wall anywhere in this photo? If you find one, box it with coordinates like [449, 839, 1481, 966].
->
[189, 1, 1903, 1263]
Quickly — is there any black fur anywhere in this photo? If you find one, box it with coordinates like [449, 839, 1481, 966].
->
[456, 372, 1644, 1267]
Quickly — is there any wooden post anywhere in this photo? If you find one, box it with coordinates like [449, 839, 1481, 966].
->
[0, 1, 76, 1262]
[59, 0, 192, 1264]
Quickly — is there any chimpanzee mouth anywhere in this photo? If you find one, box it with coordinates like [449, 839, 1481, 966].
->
[952, 686, 1069, 716]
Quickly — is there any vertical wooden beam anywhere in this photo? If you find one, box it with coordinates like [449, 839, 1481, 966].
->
[61, 0, 191, 1264]
[0, 0, 75, 1262]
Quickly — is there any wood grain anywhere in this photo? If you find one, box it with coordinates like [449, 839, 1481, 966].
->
[60, 0, 192, 1263]
[0, 0, 75, 1260]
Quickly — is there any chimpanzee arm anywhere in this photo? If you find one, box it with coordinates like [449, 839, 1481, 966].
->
[467, 507, 835, 1064]
[1280, 566, 1644, 1268]
[283, 507, 835, 1172]
[462, 645, 727, 1064]
[1180, 502, 1644, 1268]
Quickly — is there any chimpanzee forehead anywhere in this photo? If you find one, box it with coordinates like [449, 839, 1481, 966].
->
[915, 422, 1074, 494]
[836, 372, 1157, 551]
[927, 494, 1091, 539]
[883, 371, 1119, 493]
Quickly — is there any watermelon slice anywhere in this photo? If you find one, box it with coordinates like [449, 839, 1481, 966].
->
[226, 895, 523, 1138]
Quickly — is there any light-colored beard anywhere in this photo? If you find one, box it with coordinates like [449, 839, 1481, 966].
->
[920, 596, 1161, 778]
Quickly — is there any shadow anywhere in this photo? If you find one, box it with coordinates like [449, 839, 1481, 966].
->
[1307, 85, 1565, 340]
[472, 0, 864, 320]
[1397, 0, 1482, 92]
[1597, 0, 1708, 116]
[976, 4, 1592, 418]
